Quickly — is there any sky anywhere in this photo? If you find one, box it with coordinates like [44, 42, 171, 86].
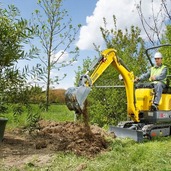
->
[1, 0, 171, 90]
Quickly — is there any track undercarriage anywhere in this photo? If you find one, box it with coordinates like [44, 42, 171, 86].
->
[109, 110, 171, 142]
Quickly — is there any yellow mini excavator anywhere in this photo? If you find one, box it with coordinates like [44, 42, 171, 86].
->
[65, 45, 171, 142]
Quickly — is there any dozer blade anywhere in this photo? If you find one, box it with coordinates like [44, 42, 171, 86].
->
[109, 126, 144, 142]
[65, 86, 91, 113]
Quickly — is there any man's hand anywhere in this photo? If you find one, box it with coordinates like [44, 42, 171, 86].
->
[134, 77, 139, 83]
[150, 76, 155, 81]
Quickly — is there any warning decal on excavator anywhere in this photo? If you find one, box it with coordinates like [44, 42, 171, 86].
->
[159, 113, 167, 118]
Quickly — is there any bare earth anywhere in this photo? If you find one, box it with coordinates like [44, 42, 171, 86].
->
[0, 120, 114, 170]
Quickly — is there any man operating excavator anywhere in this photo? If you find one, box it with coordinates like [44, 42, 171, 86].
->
[134, 52, 168, 111]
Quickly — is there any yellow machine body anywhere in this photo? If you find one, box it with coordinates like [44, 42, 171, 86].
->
[158, 94, 171, 110]
[135, 88, 154, 111]
[135, 88, 171, 111]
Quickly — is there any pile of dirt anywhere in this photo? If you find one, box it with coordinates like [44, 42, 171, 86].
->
[0, 120, 114, 159]
[36, 120, 111, 156]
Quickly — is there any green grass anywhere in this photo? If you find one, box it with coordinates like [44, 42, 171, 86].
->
[2, 104, 171, 171]
[41, 104, 75, 122]
[3, 104, 75, 129]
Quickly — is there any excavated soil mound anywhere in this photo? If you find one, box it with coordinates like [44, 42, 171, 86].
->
[0, 120, 114, 159]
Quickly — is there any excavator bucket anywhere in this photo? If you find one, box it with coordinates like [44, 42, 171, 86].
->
[65, 86, 91, 114]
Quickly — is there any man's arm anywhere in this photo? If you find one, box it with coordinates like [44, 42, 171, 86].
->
[139, 70, 151, 81]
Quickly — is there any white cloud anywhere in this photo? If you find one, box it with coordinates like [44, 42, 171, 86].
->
[50, 50, 69, 64]
[76, 0, 171, 50]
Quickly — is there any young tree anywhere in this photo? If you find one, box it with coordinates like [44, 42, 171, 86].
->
[30, 0, 80, 111]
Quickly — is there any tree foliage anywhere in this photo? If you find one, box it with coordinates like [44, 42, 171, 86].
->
[0, 5, 31, 68]
[160, 25, 171, 73]
[0, 5, 34, 104]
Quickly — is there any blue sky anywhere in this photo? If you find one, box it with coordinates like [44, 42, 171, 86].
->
[1, 0, 97, 25]
[1, 0, 170, 89]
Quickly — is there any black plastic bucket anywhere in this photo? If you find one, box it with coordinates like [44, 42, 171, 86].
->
[0, 118, 8, 142]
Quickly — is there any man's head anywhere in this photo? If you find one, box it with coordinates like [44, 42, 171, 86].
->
[154, 52, 162, 66]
